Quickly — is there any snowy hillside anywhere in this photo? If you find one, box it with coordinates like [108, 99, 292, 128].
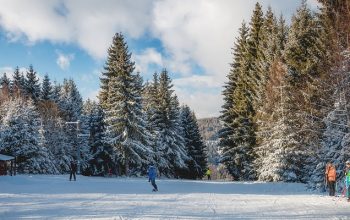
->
[1, 175, 350, 219]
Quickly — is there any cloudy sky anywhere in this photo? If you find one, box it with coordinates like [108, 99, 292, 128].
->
[0, 0, 318, 118]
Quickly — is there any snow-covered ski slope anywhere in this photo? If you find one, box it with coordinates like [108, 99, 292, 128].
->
[1, 175, 350, 219]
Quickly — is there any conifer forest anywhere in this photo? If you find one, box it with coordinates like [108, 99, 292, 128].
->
[0, 0, 349, 191]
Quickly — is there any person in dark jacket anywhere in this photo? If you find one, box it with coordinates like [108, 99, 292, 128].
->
[69, 160, 77, 181]
[148, 163, 158, 192]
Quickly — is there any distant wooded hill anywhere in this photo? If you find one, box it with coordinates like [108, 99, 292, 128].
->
[197, 117, 222, 141]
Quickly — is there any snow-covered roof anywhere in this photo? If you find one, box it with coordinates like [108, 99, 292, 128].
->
[0, 154, 14, 161]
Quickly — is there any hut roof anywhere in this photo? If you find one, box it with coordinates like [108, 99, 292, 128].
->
[0, 154, 14, 161]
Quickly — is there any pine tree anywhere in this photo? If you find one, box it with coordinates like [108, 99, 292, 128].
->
[41, 74, 53, 101]
[12, 67, 24, 97]
[255, 12, 288, 181]
[180, 105, 207, 179]
[0, 73, 11, 101]
[0, 98, 57, 173]
[317, 0, 350, 49]
[169, 95, 188, 175]
[48, 118, 72, 173]
[257, 6, 280, 88]
[220, 19, 257, 180]
[56, 78, 89, 173]
[154, 69, 188, 177]
[102, 33, 153, 176]
[143, 73, 162, 143]
[143, 72, 169, 174]
[58, 79, 83, 121]
[285, 1, 322, 80]
[246, 2, 265, 105]
[283, 0, 327, 182]
[84, 100, 114, 176]
[311, 99, 348, 190]
[77, 110, 93, 174]
[51, 82, 62, 104]
[275, 15, 288, 58]
[25, 65, 41, 104]
[309, 50, 350, 189]
[221, 22, 248, 127]
[256, 60, 296, 181]
[99, 33, 131, 110]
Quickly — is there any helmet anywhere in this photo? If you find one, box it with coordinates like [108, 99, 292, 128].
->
[346, 160, 350, 164]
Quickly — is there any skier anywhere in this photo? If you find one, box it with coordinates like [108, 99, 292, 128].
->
[345, 160, 350, 201]
[148, 163, 158, 192]
[325, 162, 336, 196]
[206, 168, 211, 180]
[69, 160, 77, 181]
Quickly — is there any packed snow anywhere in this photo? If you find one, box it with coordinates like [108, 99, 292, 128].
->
[1, 175, 350, 219]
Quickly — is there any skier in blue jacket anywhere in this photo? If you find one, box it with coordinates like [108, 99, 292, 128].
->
[148, 163, 158, 192]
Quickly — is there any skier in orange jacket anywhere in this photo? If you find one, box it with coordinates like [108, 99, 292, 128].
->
[325, 162, 336, 196]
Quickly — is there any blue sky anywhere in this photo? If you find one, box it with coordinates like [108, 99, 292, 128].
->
[0, 0, 318, 118]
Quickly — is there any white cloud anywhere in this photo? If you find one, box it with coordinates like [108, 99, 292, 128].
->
[173, 75, 222, 89]
[86, 89, 99, 102]
[0, 66, 13, 76]
[173, 75, 223, 118]
[133, 48, 163, 76]
[175, 86, 223, 119]
[56, 52, 74, 70]
[80, 73, 95, 82]
[0, 0, 154, 59]
[152, 0, 244, 80]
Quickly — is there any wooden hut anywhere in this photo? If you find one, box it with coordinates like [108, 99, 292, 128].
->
[0, 154, 16, 176]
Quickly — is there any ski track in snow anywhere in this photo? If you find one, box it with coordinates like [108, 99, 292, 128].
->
[1, 175, 350, 219]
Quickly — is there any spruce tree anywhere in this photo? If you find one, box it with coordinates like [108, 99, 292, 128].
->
[255, 13, 288, 181]
[57, 78, 89, 173]
[143, 73, 167, 173]
[0, 98, 57, 173]
[310, 99, 348, 190]
[255, 61, 299, 181]
[58, 79, 83, 121]
[143, 73, 162, 141]
[0, 73, 11, 101]
[285, 1, 322, 79]
[257, 6, 278, 87]
[283, 1, 327, 182]
[220, 18, 257, 180]
[246, 2, 264, 105]
[169, 95, 188, 175]
[154, 69, 188, 176]
[84, 101, 114, 176]
[12, 67, 24, 97]
[180, 105, 207, 179]
[51, 82, 62, 104]
[102, 33, 153, 176]
[309, 50, 350, 189]
[41, 74, 53, 101]
[276, 15, 288, 58]
[317, 0, 350, 49]
[25, 65, 41, 104]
